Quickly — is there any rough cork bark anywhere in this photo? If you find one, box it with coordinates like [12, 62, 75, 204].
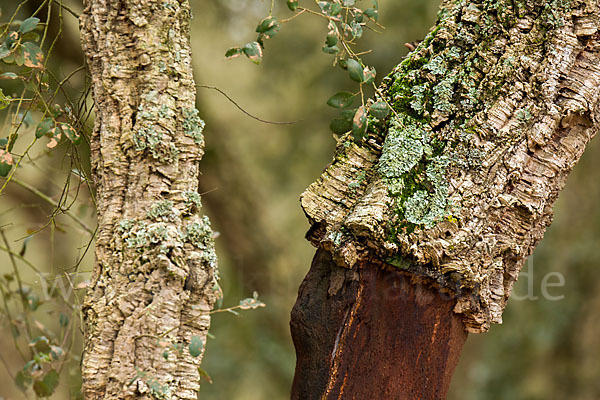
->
[291, 0, 600, 397]
[299, 0, 600, 333]
[80, 1, 217, 399]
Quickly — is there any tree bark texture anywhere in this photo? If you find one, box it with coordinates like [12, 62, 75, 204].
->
[80, 1, 218, 399]
[299, 0, 600, 333]
[290, 249, 467, 400]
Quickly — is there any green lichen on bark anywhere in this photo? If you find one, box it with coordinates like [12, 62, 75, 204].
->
[80, 0, 218, 398]
[301, 0, 600, 332]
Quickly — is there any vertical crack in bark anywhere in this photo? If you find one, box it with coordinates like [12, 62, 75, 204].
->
[301, 0, 600, 332]
[80, 0, 217, 398]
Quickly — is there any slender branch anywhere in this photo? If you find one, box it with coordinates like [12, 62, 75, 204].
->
[196, 85, 300, 125]
[8, 177, 94, 235]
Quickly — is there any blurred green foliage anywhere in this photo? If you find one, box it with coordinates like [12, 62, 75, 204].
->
[0, 0, 598, 399]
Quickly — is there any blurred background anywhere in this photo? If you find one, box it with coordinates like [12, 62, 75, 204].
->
[0, 0, 598, 399]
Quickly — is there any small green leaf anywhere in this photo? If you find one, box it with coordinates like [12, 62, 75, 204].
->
[325, 33, 338, 47]
[0, 72, 18, 79]
[225, 47, 243, 59]
[16, 370, 32, 391]
[21, 32, 40, 42]
[347, 59, 363, 82]
[363, 66, 376, 84]
[286, 0, 299, 11]
[322, 45, 340, 54]
[198, 367, 213, 384]
[19, 17, 40, 34]
[22, 42, 44, 68]
[330, 3, 342, 15]
[0, 138, 7, 148]
[242, 41, 263, 65]
[59, 122, 81, 144]
[364, 8, 378, 21]
[0, 88, 10, 110]
[13, 45, 24, 66]
[256, 17, 280, 37]
[352, 106, 368, 140]
[0, 149, 13, 177]
[369, 101, 390, 119]
[33, 369, 59, 397]
[0, 43, 11, 59]
[5, 31, 19, 49]
[188, 335, 204, 357]
[330, 109, 356, 134]
[317, 1, 330, 14]
[36, 118, 54, 138]
[327, 92, 355, 108]
[59, 312, 69, 327]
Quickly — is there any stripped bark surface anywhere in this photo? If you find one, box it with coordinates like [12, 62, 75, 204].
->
[80, 0, 217, 398]
[290, 250, 467, 400]
[300, 0, 600, 332]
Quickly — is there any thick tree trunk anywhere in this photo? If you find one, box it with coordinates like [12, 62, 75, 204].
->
[290, 250, 466, 399]
[79, 1, 217, 399]
[292, 0, 600, 397]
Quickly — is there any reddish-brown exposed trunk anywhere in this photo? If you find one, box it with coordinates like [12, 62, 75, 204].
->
[290, 249, 467, 399]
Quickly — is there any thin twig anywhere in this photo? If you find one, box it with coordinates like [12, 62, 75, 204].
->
[196, 85, 300, 125]
[9, 177, 94, 235]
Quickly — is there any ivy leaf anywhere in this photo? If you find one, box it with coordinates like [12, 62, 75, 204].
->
[330, 109, 356, 134]
[22, 42, 44, 69]
[188, 335, 204, 357]
[19, 17, 40, 34]
[286, 0, 298, 11]
[0, 149, 14, 177]
[352, 106, 368, 140]
[242, 42, 263, 65]
[225, 47, 243, 60]
[32, 370, 59, 397]
[347, 59, 363, 82]
[327, 92, 356, 108]
[36, 118, 54, 138]
[369, 101, 390, 119]
[59, 122, 81, 144]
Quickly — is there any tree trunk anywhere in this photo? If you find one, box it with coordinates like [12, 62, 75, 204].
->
[79, 0, 217, 399]
[292, 0, 600, 397]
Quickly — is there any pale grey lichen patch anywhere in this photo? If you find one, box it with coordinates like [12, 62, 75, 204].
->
[377, 117, 427, 179]
[183, 191, 202, 210]
[183, 216, 217, 268]
[147, 200, 177, 221]
[404, 156, 451, 227]
[182, 108, 205, 145]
